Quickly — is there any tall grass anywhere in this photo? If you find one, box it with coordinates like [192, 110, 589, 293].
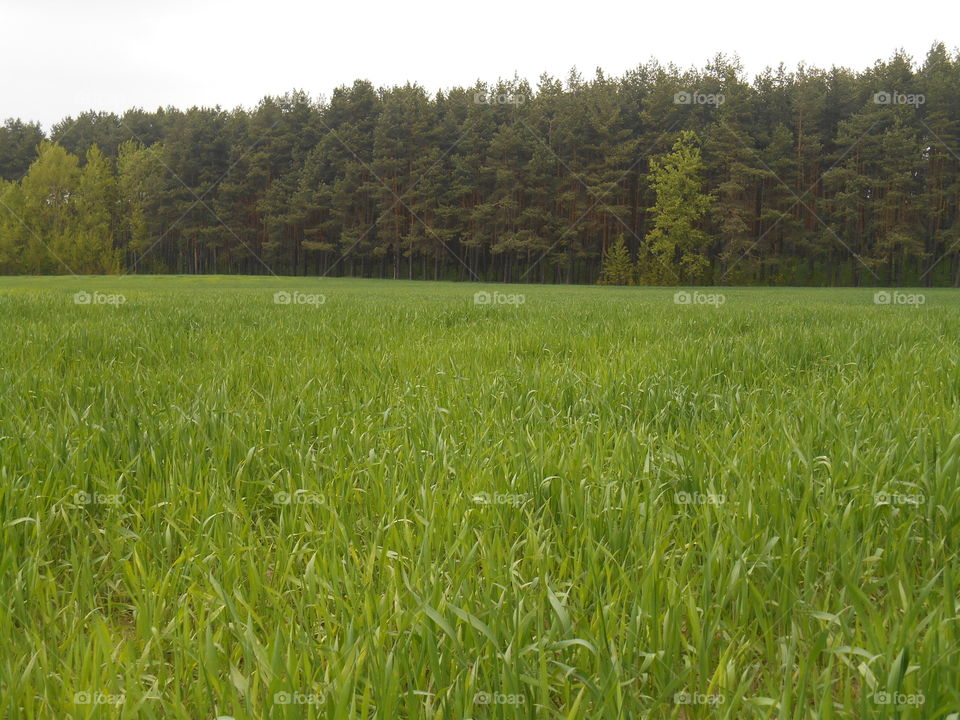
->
[1, 277, 958, 719]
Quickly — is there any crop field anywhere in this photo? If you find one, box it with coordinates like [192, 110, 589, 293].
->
[1, 276, 959, 719]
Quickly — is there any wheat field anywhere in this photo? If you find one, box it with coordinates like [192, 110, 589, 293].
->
[1, 276, 958, 719]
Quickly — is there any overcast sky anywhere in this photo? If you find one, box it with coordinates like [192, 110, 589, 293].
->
[1, 0, 954, 129]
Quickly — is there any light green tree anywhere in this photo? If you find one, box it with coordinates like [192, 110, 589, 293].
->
[20, 141, 80, 273]
[117, 140, 166, 271]
[74, 146, 121, 273]
[598, 234, 635, 285]
[641, 130, 712, 283]
[0, 179, 27, 272]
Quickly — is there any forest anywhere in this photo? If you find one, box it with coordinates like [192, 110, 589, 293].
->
[1, 45, 958, 286]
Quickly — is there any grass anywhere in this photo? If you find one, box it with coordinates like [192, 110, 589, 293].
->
[1, 275, 958, 719]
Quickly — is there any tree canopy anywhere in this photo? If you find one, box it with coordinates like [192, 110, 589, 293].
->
[1, 46, 959, 285]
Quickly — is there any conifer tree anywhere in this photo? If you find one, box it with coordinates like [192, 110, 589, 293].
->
[642, 131, 713, 283]
[599, 234, 634, 284]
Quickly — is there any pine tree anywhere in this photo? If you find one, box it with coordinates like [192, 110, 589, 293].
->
[0, 119, 45, 181]
[598, 234, 634, 284]
[641, 131, 713, 283]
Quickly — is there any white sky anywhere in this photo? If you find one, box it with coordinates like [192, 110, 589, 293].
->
[1, 0, 955, 129]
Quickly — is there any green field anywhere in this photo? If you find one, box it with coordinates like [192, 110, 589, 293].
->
[1, 276, 959, 719]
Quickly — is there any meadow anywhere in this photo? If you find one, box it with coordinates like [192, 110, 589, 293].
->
[1, 276, 958, 719]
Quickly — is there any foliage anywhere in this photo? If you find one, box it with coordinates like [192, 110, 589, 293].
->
[642, 131, 712, 283]
[598, 234, 635, 285]
[1, 45, 960, 284]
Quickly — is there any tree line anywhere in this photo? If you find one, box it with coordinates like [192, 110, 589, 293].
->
[1, 45, 959, 285]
